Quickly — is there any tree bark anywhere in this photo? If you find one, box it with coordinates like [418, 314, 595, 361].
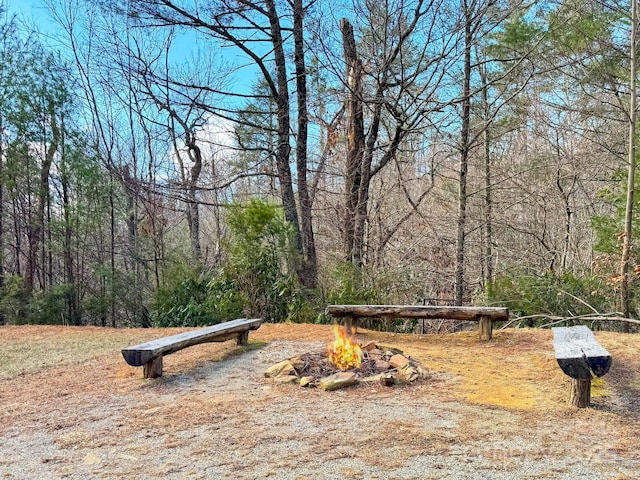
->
[265, 0, 301, 253]
[61, 150, 80, 326]
[455, 1, 473, 306]
[293, 0, 317, 288]
[340, 18, 365, 265]
[0, 116, 4, 325]
[480, 69, 493, 287]
[621, 0, 637, 332]
[109, 178, 116, 328]
[185, 130, 203, 261]
[26, 98, 59, 294]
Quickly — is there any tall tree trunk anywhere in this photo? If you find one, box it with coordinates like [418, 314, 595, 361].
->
[556, 164, 574, 272]
[482, 80, 493, 286]
[12, 197, 21, 277]
[293, 0, 317, 288]
[340, 18, 365, 265]
[61, 153, 80, 326]
[478, 54, 493, 287]
[46, 187, 53, 288]
[353, 99, 384, 267]
[26, 99, 59, 294]
[265, 0, 302, 271]
[455, 1, 473, 306]
[211, 158, 223, 267]
[185, 131, 202, 261]
[168, 116, 201, 263]
[109, 177, 116, 328]
[340, 13, 416, 267]
[0, 116, 4, 325]
[621, 0, 638, 331]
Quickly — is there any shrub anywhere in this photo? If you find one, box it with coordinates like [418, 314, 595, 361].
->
[0, 274, 28, 324]
[322, 262, 389, 306]
[150, 199, 318, 327]
[223, 198, 315, 323]
[487, 270, 615, 324]
[319, 262, 418, 330]
[152, 265, 244, 327]
[27, 283, 76, 325]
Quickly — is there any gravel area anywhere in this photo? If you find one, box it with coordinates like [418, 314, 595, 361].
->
[1, 327, 640, 479]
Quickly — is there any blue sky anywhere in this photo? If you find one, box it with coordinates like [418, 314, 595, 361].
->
[6, 0, 55, 32]
[5, 0, 257, 97]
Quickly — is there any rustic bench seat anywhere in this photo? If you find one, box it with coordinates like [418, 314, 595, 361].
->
[552, 325, 612, 407]
[326, 304, 509, 341]
[122, 318, 262, 378]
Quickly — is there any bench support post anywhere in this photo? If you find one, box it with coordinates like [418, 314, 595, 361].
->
[237, 330, 249, 345]
[143, 356, 163, 379]
[569, 378, 591, 408]
[478, 315, 492, 341]
[344, 315, 356, 333]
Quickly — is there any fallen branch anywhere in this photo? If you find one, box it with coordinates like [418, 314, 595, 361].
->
[500, 312, 640, 330]
[557, 290, 600, 314]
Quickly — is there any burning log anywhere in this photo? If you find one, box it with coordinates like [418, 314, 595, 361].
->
[327, 324, 362, 370]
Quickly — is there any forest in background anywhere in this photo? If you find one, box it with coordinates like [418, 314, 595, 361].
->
[1, 0, 639, 331]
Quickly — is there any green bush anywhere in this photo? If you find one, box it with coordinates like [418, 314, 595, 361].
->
[223, 198, 316, 323]
[150, 199, 318, 327]
[487, 271, 615, 324]
[319, 262, 415, 330]
[0, 274, 28, 324]
[322, 262, 389, 306]
[152, 265, 244, 327]
[27, 283, 75, 325]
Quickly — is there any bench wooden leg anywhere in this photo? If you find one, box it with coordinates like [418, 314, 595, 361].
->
[343, 315, 358, 333]
[569, 378, 591, 407]
[143, 356, 163, 379]
[237, 330, 249, 345]
[478, 315, 492, 341]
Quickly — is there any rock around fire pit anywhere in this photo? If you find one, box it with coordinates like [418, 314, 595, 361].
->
[264, 340, 427, 391]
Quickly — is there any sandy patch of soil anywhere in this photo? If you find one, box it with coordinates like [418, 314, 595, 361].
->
[1, 323, 639, 479]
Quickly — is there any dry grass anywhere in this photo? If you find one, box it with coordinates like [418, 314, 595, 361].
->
[1, 323, 640, 479]
[1, 323, 639, 417]
[0, 325, 183, 380]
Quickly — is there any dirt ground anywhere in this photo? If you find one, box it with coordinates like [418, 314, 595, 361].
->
[1, 323, 639, 479]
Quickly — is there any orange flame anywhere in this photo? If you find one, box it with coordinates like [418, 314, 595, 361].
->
[327, 324, 362, 370]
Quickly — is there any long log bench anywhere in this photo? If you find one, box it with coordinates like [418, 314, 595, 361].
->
[326, 305, 509, 341]
[552, 325, 612, 408]
[121, 318, 263, 378]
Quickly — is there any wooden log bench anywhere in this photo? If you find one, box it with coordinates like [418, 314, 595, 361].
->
[121, 318, 263, 378]
[326, 305, 509, 341]
[552, 325, 612, 408]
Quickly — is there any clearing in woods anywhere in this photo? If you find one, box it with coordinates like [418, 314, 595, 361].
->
[1, 323, 639, 479]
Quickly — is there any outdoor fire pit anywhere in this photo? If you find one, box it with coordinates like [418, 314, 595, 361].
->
[264, 325, 427, 390]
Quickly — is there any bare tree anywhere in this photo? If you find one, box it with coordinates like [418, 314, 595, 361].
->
[337, 0, 455, 267]
[128, 0, 319, 288]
